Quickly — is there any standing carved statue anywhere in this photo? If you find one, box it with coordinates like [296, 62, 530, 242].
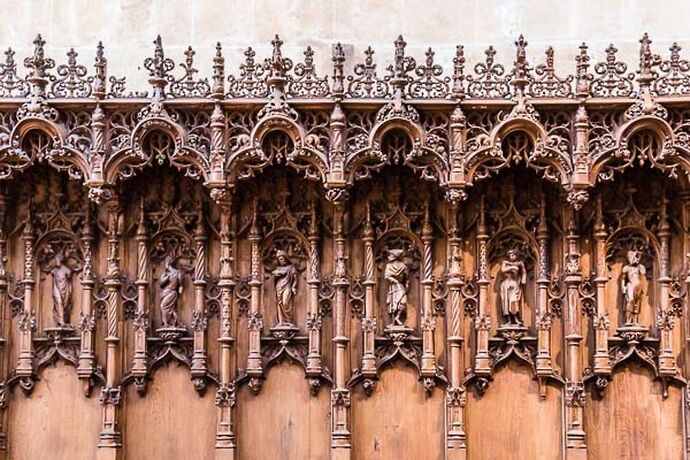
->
[384, 249, 409, 326]
[160, 255, 184, 327]
[621, 249, 646, 324]
[500, 249, 527, 325]
[273, 250, 298, 325]
[48, 252, 74, 327]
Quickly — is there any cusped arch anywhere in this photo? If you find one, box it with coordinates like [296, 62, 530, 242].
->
[0, 117, 90, 181]
[465, 116, 572, 187]
[591, 116, 690, 184]
[345, 117, 449, 184]
[226, 114, 329, 183]
[103, 116, 210, 184]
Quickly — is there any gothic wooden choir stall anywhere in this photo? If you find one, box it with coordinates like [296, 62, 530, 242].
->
[0, 32, 686, 459]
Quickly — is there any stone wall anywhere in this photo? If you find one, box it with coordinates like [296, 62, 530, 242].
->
[0, 0, 686, 90]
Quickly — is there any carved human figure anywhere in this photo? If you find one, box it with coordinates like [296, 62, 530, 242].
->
[273, 250, 298, 325]
[160, 256, 184, 327]
[384, 249, 409, 326]
[48, 252, 73, 326]
[621, 249, 646, 324]
[500, 249, 527, 324]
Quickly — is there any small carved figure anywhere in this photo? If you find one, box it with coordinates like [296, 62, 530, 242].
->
[384, 249, 409, 326]
[500, 249, 527, 324]
[160, 255, 184, 327]
[273, 250, 298, 325]
[621, 249, 646, 324]
[48, 252, 73, 326]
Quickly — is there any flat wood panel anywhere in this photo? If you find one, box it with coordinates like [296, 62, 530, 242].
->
[7, 363, 101, 460]
[466, 360, 563, 460]
[352, 365, 444, 460]
[585, 363, 684, 460]
[237, 362, 331, 460]
[123, 364, 216, 459]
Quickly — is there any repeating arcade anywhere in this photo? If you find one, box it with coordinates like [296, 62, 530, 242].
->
[0, 33, 687, 459]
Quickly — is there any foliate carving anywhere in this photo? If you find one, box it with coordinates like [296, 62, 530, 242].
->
[408, 48, 450, 98]
[527, 47, 573, 98]
[227, 47, 268, 98]
[446, 386, 467, 407]
[591, 44, 635, 98]
[565, 381, 586, 407]
[0, 48, 29, 97]
[49, 48, 91, 98]
[288, 46, 329, 98]
[653, 42, 690, 96]
[215, 383, 236, 408]
[167, 46, 211, 98]
[331, 388, 351, 407]
[346, 47, 388, 98]
[466, 46, 510, 99]
[99, 386, 122, 406]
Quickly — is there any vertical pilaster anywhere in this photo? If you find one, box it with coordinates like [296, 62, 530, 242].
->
[16, 207, 35, 388]
[563, 207, 587, 457]
[191, 204, 209, 387]
[98, 195, 123, 460]
[474, 197, 491, 374]
[421, 203, 437, 376]
[246, 200, 263, 390]
[131, 199, 148, 390]
[592, 196, 611, 375]
[77, 201, 97, 395]
[215, 190, 236, 459]
[657, 195, 676, 374]
[361, 204, 376, 376]
[328, 189, 351, 460]
[535, 194, 553, 376]
[0, 191, 9, 454]
[445, 196, 467, 459]
[306, 202, 323, 379]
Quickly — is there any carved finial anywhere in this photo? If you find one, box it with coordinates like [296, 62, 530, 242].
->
[638, 33, 661, 86]
[332, 42, 345, 98]
[265, 34, 291, 79]
[389, 35, 415, 81]
[514, 35, 529, 78]
[0, 47, 28, 97]
[24, 33, 54, 85]
[545, 46, 554, 69]
[212, 42, 225, 97]
[93, 41, 107, 98]
[575, 42, 591, 97]
[452, 44, 465, 99]
[144, 35, 174, 82]
[485, 46, 496, 66]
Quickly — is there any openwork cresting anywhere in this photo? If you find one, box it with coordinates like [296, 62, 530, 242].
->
[0, 33, 688, 205]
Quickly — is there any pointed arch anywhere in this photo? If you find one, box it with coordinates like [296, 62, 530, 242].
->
[103, 116, 210, 183]
[225, 114, 329, 183]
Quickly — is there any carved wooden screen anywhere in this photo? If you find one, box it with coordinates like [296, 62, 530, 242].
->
[0, 33, 688, 459]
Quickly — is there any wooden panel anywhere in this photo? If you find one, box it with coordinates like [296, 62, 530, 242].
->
[237, 362, 331, 460]
[352, 366, 444, 460]
[585, 363, 684, 460]
[466, 361, 563, 460]
[7, 363, 100, 459]
[123, 364, 216, 459]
